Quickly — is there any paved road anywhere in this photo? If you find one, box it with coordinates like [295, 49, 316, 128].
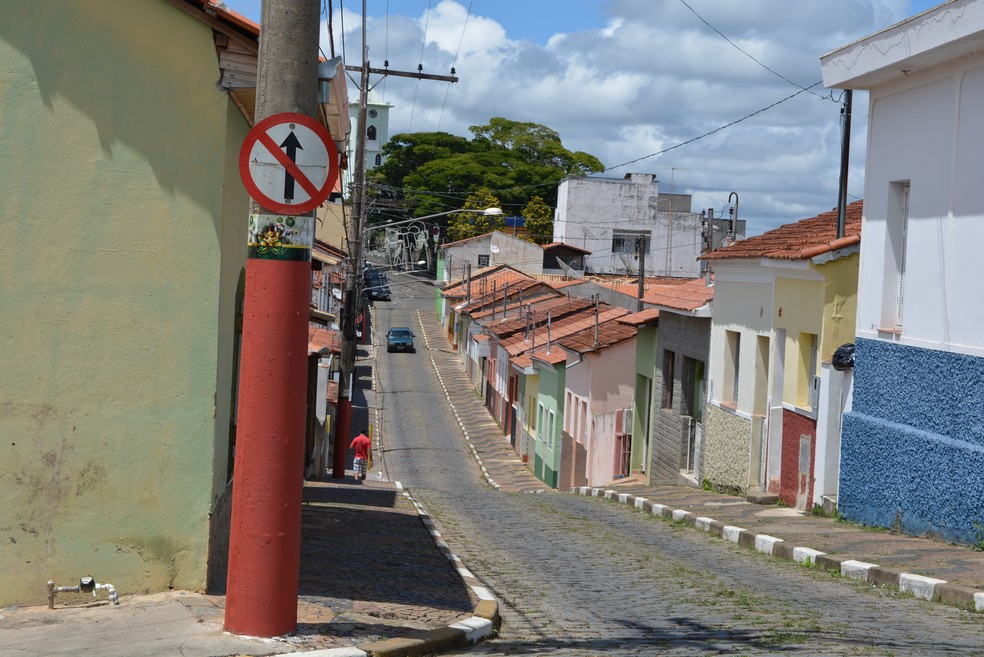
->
[372, 277, 984, 656]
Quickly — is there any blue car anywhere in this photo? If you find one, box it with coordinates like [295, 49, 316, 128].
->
[385, 327, 415, 353]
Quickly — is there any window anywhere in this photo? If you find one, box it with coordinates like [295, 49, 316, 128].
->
[681, 357, 703, 418]
[612, 231, 651, 254]
[882, 181, 910, 331]
[366, 125, 377, 141]
[798, 333, 819, 409]
[661, 349, 675, 409]
[374, 153, 382, 166]
[564, 392, 572, 432]
[724, 330, 741, 406]
[477, 254, 490, 267]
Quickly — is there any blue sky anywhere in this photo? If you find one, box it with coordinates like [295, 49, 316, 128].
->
[219, 0, 955, 234]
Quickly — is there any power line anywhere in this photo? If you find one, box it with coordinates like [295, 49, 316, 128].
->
[604, 82, 821, 172]
[437, 0, 473, 131]
[407, 0, 433, 132]
[677, 0, 828, 100]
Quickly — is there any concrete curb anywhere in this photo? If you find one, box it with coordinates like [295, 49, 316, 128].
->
[571, 486, 984, 614]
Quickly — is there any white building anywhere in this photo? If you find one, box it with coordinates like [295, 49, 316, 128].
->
[553, 173, 725, 278]
[821, 0, 984, 544]
[343, 90, 393, 194]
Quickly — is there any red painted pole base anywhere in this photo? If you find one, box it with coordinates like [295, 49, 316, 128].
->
[225, 258, 309, 637]
[333, 397, 351, 479]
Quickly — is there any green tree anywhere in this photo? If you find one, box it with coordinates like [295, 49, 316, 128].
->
[521, 196, 554, 245]
[447, 188, 504, 242]
[364, 118, 604, 221]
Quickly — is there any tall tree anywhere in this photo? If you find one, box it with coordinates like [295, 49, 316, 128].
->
[521, 196, 554, 245]
[364, 118, 604, 222]
[447, 188, 504, 242]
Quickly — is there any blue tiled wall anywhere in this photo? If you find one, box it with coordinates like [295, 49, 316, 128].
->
[840, 338, 984, 544]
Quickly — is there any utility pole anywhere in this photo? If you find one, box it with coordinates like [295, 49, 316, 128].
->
[334, 0, 457, 474]
[224, 0, 321, 638]
[836, 90, 853, 239]
[333, 0, 369, 479]
[636, 237, 646, 311]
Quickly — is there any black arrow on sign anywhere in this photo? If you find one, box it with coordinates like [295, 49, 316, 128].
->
[279, 130, 303, 200]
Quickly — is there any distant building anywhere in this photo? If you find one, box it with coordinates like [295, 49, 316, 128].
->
[344, 90, 393, 194]
[553, 173, 743, 278]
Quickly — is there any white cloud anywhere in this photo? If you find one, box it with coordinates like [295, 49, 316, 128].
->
[336, 0, 913, 234]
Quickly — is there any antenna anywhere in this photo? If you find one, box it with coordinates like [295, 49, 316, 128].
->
[556, 256, 583, 279]
[618, 253, 637, 276]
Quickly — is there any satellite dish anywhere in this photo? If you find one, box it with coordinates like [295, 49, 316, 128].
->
[618, 253, 637, 275]
[330, 322, 340, 331]
[490, 245, 500, 254]
[332, 288, 342, 300]
[555, 256, 583, 279]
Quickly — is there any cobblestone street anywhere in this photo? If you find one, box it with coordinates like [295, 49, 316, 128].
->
[374, 279, 984, 656]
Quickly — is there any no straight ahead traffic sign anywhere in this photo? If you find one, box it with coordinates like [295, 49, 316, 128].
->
[239, 112, 339, 215]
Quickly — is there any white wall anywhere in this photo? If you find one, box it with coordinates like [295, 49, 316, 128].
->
[554, 175, 703, 277]
[825, 2, 984, 357]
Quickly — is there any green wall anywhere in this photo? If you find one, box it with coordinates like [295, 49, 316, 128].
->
[0, 1, 249, 605]
[533, 361, 565, 488]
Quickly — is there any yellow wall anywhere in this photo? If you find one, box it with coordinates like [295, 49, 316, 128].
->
[0, 2, 249, 605]
[775, 277, 823, 405]
[818, 253, 860, 361]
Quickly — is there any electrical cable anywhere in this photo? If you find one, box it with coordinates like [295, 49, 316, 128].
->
[407, 0, 434, 132]
[677, 0, 829, 100]
[437, 0, 474, 131]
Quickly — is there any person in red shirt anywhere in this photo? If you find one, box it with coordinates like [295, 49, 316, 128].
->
[350, 428, 371, 480]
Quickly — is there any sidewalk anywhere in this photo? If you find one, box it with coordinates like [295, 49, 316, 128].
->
[416, 306, 984, 615]
[0, 476, 498, 657]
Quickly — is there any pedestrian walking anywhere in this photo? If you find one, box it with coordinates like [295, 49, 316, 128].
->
[350, 428, 371, 480]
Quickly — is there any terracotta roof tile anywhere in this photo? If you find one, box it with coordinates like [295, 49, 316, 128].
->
[532, 348, 569, 365]
[442, 266, 532, 298]
[502, 305, 629, 357]
[557, 320, 637, 354]
[642, 277, 714, 311]
[702, 200, 863, 261]
[309, 326, 340, 355]
[482, 296, 592, 336]
[542, 242, 592, 254]
[620, 308, 660, 326]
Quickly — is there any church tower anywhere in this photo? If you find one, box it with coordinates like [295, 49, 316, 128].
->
[344, 90, 393, 196]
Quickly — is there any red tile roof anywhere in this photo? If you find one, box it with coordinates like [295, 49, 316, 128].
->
[702, 200, 863, 261]
[309, 326, 340, 355]
[463, 280, 556, 318]
[542, 242, 592, 254]
[642, 277, 714, 311]
[557, 320, 637, 354]
[485, 297, 596, 338]
[532, 348, 569, 366]
[502, 306, 629, 357]
[442, 266, 532, 298]
[620, 308, 660, 326]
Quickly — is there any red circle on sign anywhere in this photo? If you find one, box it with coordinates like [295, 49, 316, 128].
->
[239, 112, 339, 215]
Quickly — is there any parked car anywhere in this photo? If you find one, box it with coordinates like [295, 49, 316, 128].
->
[365, 269, 390, 301]
[385, 327, 415, 353]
